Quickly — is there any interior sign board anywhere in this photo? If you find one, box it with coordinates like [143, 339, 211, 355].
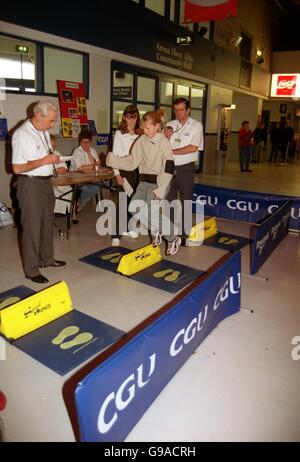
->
[113, 87, 132, 98]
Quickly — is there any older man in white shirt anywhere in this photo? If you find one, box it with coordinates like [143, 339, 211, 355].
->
[12, 101, 66, 283]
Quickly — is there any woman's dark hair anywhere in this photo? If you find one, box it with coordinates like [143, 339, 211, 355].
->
[242, 121, 250, 127]
[119, 105, 140, 134]
[78, 130, 92, 142]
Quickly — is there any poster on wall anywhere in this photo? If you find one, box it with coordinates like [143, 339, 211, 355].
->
[57, 80, 88, 138]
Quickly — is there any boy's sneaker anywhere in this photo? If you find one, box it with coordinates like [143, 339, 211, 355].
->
[152, 232, 162, 247]
[166, 236, 182, 256]
[111, 238, 120, 247]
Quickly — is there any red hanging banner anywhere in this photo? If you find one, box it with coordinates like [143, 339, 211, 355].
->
[184, 0, 238, 23]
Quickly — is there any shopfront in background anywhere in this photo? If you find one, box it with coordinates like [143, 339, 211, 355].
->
[111, 61, 206, 170]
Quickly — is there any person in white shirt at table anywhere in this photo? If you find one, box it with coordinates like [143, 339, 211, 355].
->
[69, 130, 101, 212]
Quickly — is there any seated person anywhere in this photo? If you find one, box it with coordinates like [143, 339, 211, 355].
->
[69, 130, 101, 212]
[50, 135, 73, 215]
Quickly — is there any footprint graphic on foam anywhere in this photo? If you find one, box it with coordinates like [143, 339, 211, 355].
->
[153, 269, 173, 279]
[218, 237, 238, 246]
[60, 332, 94, 350]
[165, 271, 181, 282]
[100, 252, 122, 263]
[218, 237, 227, 244]
[227, 239, 238, 245]
[51, 326, 80, 345]
[0, 296, 20, 310]
[153, 269, 181, 283]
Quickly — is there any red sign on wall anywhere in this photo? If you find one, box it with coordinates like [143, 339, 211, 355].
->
[57, 80, 88, 138]
[276, 75, 297, 96]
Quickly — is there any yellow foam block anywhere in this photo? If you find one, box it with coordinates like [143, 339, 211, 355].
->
[188, 217, 218, 242]
[0, 281, 72, 340]
[117, 244, 162, 276]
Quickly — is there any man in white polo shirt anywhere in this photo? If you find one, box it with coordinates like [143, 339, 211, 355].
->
[12, 101, 66, 283]
[166, 97, 204, 242]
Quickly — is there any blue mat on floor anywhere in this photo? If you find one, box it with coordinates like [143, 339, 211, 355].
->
[203, 232, 251, 252]
[79, 247, 205, 293]
[0, 286, 125, 376]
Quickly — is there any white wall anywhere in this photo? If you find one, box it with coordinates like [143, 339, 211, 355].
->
[206, 85, 233, 133]
[227, 93, 262, 161]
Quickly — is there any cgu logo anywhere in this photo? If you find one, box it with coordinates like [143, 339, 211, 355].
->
[192, 194, 218, 207]
[291, 207, 300, 219]
[268, 205, 279, 214]
[227, 200, 259, 213]
[97, 354, 156, 434]
[269, 205, 300, 220]
[277, 80, 296, 90]
[214, 273, 241, 311]
[170, 306, 208, 357]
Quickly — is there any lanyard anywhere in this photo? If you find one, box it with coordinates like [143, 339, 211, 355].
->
[30, 120, 53, 153]
[173, 118, 191, 143]
[81, 146, 96, 165]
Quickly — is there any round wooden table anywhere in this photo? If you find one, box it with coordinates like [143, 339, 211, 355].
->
[52, 168, 115, 237]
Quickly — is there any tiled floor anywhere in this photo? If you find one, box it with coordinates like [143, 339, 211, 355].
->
[0, 161, 300, 442]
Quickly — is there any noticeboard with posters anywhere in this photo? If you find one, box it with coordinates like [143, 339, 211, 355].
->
[57, 80, 88, 138]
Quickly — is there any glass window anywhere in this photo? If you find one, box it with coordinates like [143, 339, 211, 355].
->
[191, 87, 204, 109]
[0, 35, 36, 92]
[44, 47, 83, 94]
[176, 84, 190, 98]
[145, 0, 165, 16]
[179, 0, 192, 28]
[170, 0, 176, 21]
[137, 76, 155, 103]
[137, 103, 155, 118]
[160, 81, 173, 105]
[160, 106, 172, 124]
[179, 0, 185, 24]
[112, 101, 133, 129]
[191, 109, 202, 122]
[198, 22, 210, 39]
[113, 71, 134, 100]
[240, 60, 252, 87]
[240, 33, 252, 62]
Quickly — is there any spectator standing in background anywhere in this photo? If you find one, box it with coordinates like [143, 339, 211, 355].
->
[239, 121, 253, 172]
[252, 122, 265, 163]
